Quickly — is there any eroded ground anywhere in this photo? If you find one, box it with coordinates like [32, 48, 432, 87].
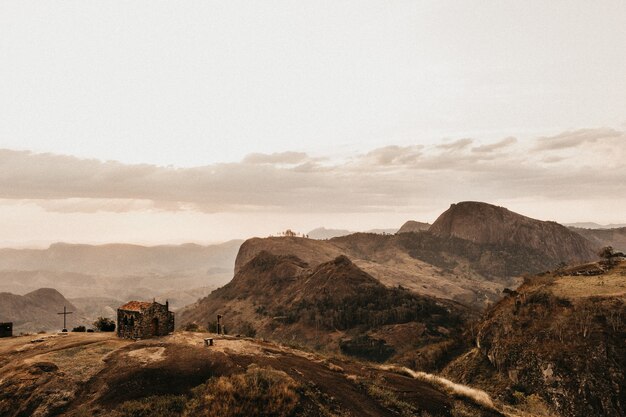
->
[0, 331, 518, 417]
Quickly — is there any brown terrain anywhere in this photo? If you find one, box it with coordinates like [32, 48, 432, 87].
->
[0, 331, 522, 417]
[444, 258, 626, 417]
[429, 202, 595, 263]
[179, 252, 472, 370]
[231, 202, 597, 309]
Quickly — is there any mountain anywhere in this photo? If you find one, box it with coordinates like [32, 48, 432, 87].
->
[444, 258, 626, 417]
[307, 227, 397, 240]
[0, 332, 519, 417]
[0, 288, 81, 333]
[397, 220, 431, 234]
[0, 241, 242, 309]
[232, 203, 598, 310]
[568, 226, 626, 252]
[430, 202, 596, 263]
[566, 222, 626, 229]
[179, 252, 471, 369]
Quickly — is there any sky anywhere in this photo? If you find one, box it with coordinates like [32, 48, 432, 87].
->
[1, 1, 625, 246]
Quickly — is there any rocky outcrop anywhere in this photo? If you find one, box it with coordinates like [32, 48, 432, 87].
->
[397, 220, 431, 234]
[430, 202, 596, 264]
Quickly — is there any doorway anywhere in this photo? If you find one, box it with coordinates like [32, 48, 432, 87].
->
[151, 317, 159, 336]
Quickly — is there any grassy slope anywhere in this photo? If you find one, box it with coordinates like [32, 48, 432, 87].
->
[0, 332, 522, 417]
[444, 259, 626, 417]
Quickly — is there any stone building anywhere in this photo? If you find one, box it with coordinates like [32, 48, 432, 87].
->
[0, 322, 12, 338]
[117, 300, 174, 339]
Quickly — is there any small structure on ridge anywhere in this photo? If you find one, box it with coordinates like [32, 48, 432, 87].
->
[117, 300, 174, 339]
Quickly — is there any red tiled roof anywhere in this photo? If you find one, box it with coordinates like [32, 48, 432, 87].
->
[118, 301, 152, 312]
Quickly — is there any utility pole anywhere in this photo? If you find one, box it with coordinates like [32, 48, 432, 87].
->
[57, 306, 73, 332]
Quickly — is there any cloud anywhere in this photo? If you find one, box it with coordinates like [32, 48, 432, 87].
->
[437, 138, 473, 151]
[362, 145, 423, 166]
[533, 128, 624, 151]
[242, 151, 309, 164]
[0, 128, 625, 215]
[472, 137, 517, 153]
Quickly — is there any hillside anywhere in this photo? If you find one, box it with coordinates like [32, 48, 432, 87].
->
[0, 241, 242, 309]
[232, 202, 598, 309]
[569, 226, 626, 252]
[179, 252, 471, 369]
[429, 202, 596, 263]
[443, 258, 626, 417]
[307, 227, 398, 240]
[0, 331, 533, 417]
[397, 220, 431, 234]
[0, 288, 81, 333]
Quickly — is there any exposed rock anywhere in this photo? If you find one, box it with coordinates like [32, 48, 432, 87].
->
[430, 201, 596, 263]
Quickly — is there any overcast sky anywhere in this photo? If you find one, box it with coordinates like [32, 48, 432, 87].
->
[1, 1, 625, 246]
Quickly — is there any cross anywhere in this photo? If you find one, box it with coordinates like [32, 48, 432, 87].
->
[57, 306, 73, 332]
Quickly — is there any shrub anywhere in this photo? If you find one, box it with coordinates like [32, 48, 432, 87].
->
[72, 325, 86, 332]
[239, 321, 257, 338]
[118, 395, 186, 417]
[185, 365, 300, 417]
[93, 317, 116, 332]
[182, 322, 202, 332]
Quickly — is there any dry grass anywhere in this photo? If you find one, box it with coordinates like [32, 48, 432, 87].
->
[116, 365, 301, 417]
[380, 365, 495, 409]
[186, 365, 300, 417]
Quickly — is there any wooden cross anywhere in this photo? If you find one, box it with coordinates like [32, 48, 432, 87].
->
[57, 306, 73, 331]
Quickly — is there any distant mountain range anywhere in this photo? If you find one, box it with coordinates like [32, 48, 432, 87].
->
[565, 222, 626, 229]
[0, 240, 243, 313]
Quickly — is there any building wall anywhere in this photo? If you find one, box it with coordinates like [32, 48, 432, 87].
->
[0, 322, 12, 338]
[117, 303, 174, 339]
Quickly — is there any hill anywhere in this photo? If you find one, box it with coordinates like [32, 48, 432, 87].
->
[307, 227, 398, 240]
[397, 220, 431, 234]
[0, 240, 242, 309]
[179, 252, 471, 369]
[232, 202, 598, 309]
[0, 331, 534, 417]
[429, 202, 596, 263]
[443, 258, 626, 417]
[568, 226, 626, 252]
[0, 288, 81, 333]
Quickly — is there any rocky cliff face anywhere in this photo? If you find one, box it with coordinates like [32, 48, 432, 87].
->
[444, 259, 626, 417]
[430, 202, 596, 264]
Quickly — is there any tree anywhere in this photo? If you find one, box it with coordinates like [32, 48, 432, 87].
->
[93, 317, 116, 332]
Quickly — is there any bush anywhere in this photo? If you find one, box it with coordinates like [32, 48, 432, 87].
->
[72, 325, 86, 332]
[93, 317, 116, 332]
[183, 322, 202, 332]
[185, 365, 300, 417]
[118, 395, 186, 417]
